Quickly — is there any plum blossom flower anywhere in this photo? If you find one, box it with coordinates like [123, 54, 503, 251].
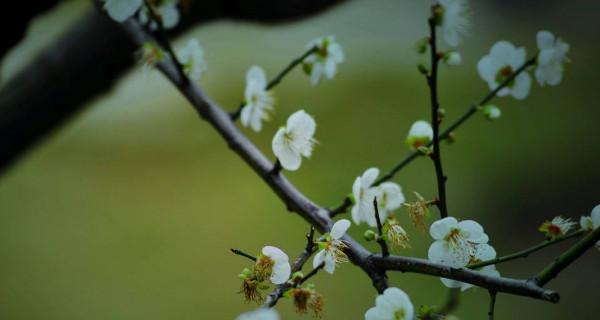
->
[138, 42, 164, 70]
[435, 0, 469, 47]
[236, 308, 280, 320]
[428, 217, 489, 267]
[443, 51, 462, 65]
[241, 65, 274, 132]
[139, 0, 181, 30]
[482, 104, 501, 121]
[313, 219, 350, 274]
[383, 217, 411, 250]
[287, 283, 324, 316]
[253, 246, 291, 285]
[364, 287, 414, 320]
[440, 243, 500, 291]
[538, 216, 575, 239]
[303, 36, 344, 86]
[406, 120, 433, 150]
[351, 168, 405, 227]
[403, 192, 431, 230]
[102, 0, 143, 22]
[477, 41, 532, 100]
[177, 39, 207, 81]
[535, 30, 570, 86]
[272, 110, 317, 171]
[580, 205, 600, 231]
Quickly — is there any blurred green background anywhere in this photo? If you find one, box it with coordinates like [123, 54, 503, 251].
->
[0, 0, 598, 319]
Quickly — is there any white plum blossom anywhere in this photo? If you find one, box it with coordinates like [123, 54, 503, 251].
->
[139, 0, 181, 30]
[257, 246, 291, 285]
[535, 30, 570, 86]
[304, 36, 344, 86]
[241, 66, 274, 132]
[440, 243, 500, 291]
[236, 308, 280, 320]
[103, 0, 143, 22]
[177, 39, 207, 81]
[539, 216, 575, 239]
[477, 41, 532, 100]
[351, 168, 405, 227]
[272, 110, 317, 171]
[444, 51, 462, 66]
[313, 219, 350, 274]
[435, 0, 469, 47]
[482, 104, 501, 120]
[364, 287, 414, 320]
[428, 217, 489, 268]
[406, 120, 433, 150]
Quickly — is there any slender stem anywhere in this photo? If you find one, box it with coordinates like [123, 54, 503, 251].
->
[143, 0, 188, 84]
[299, 262, 324, 285]
[373, 197, 389, 257]
[426, 15, 448, 218]
[535, 226, 600, 286]
[230, 46, 318, 120]
[488, 291, 497, 320]
[468, 230, 585, 269]
[230, 248, 257, 262]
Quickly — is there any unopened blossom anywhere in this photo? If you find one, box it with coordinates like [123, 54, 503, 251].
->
[236, 308, 280, 320]
[303, 36, 344, 86]
[477, 41, 532, 100]
[383, 217, 411, 250]
[138, 0, 180, 30]
[365, 287, 414, 320]
[241, 65, 274, 132]
[443, 51, 462, 65]
[428, 217, 489, 267]
[253, 246, 291, 285]
[539, 216, 575, 239]
[403, 192, 430, 230]
[435, 0, 469, 47]
[440, 243, 500, 291]
[351, 168, 405, 227]
[272, 110, 317, 171]
[313, 219, 350, 274]
[535, 30, 570, 86]
[406, 120, 433, 150]
[177, 39, 207, 81]
[482, 104, 501, 120]
[102, 0, 143, 22]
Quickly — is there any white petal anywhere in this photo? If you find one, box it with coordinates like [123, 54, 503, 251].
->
[430, 217, 458, 240]
[324, 58, 337, 79]
[473, 243, 496, 261]
[351, 204, 363, 225]
[240, 104, 253, 128]
[236, 308, 280, 320]
[537, 30, 555, 50]
[591, 205, 600, 228]
[287, 110, 316, 139]
[310, 63, 323, 86]
[510, 72, 532, 100]
[246, 65, 267, 88]
[380, 182, 405, 210]
[364, 307, 385, 320]
[272, 128, 302, 171]
[262, 246, 288, 263]
[458, 220, 488, 244]
[104, 0, 143, 22]
[362, 168, 380, 188]
[270, 261, 291, 284]
[313, 249, 326, 269]
[331, 219, 351, 239]
[440, 277, 464, 289]
[328, 43, 344, 63]
[159, 2, 180, 29]
[323, 254, 336, 274]
[537, 49, 554, 66]
[477, 55, 496, 84]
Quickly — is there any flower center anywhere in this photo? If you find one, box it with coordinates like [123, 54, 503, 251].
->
[444, 228, 463, 246]
[495, 65, 515, 87]
[547, 224, 562, 235]
[394, 308, 406, 320]
[254, 255, 274, 281]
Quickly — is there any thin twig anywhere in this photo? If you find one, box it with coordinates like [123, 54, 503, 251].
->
[230, 46, 318, 120]
[373, 197, 389, 257]
[328, 55, 538, 217]
[230, 248, 257, 262]
[299, 262, 325, 286]
[534, 226, 600, 286]
[468, 230, 585, 269]
[425, 14, 448, 218]
[488, 290, 497, 320]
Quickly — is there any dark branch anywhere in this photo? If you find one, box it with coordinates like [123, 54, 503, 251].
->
[119, 16, 558, 304]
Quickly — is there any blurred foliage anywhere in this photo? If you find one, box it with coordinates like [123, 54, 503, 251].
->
[0, 0, 598, 319]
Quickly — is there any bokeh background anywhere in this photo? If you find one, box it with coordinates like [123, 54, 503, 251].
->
[0, 0, 598, 319]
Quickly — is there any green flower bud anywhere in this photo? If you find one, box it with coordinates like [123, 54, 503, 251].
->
[415, 37, 429, 54]
[364, 229, 376, 241]
[418, 64, 429, 75]
[482, 104, 501, 120]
